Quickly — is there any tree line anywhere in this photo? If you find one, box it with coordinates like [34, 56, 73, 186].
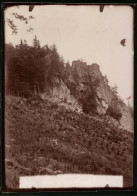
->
[5, 36, 64, 97]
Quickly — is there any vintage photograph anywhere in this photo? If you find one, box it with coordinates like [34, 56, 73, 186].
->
[4, 4, 134, 190]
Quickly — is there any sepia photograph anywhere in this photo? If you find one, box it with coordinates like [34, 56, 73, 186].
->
[4, 4, 134, 190]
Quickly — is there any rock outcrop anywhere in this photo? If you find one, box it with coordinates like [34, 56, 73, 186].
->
[41, 59, 133, 131]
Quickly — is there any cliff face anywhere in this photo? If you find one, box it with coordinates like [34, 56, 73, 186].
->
[68, 61, 114, 113]
[41, 60, 133, 132]
[40, 77, 82, 113]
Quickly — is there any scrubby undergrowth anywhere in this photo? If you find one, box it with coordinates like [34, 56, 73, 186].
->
[5, 96, 133, 189]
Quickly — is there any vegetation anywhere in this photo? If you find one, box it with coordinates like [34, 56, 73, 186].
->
[5, 96, 133, 189]
[80, 78, 100, 114]
[5, 37, 132, 190]
[5, 37, 64, 97]
[5, 37, 123, 121]
[106, 103, 122, 121]
[106, 92, 122, 122]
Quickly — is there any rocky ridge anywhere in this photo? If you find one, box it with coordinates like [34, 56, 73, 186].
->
[41, 60, 133, 132]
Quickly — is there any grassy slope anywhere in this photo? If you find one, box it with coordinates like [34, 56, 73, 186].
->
[5, 96, 133, 189]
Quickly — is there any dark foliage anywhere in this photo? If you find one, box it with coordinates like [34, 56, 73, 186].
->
[5, 37, 64, 98]
[106, 97, 122, 121]
[80, 78, 99, 114]
[106, 105, 122, 121]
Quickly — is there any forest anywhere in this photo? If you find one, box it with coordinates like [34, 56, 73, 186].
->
[5, 36, 65, 97]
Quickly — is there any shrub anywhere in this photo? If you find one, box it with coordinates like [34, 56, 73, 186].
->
[106, 105, 122, 121]
[80, 90, 98, 114]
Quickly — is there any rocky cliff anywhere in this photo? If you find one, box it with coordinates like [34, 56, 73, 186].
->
[41, 60, 133, 132]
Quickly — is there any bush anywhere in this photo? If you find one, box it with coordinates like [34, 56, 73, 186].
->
[80, 90, 98, 114]
[79, 78, 99, 114]
[106, 105, 122, 121]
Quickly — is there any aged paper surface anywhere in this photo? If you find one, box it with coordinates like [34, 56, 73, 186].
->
[4, 5, 133, 190]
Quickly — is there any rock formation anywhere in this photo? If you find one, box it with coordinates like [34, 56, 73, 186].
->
[41, 60, 133, 132]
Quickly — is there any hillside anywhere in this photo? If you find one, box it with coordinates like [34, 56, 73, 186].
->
[5, 40, 133, 190]
[5, 95, 133, 189]
[5, 41, 133, 132]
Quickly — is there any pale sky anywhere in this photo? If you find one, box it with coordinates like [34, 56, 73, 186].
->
[5, 5, 134, 103]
